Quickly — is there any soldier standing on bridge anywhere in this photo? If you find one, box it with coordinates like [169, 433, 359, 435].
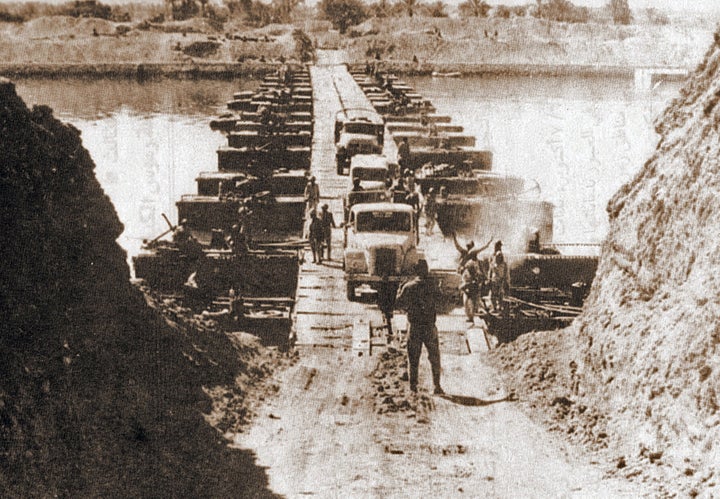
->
[304, 175, 320, 219]
[398, 137, 411, 172]
[395, 260, 444, 395]
[424, 187, 437, 235]
[489, 250, 510, 313]
[460, 259, 487, 323]
[308, 210, 324, 264]
[319, 203, 336, 261]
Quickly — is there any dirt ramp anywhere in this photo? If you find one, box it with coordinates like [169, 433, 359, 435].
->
[0, 78, 277, 497]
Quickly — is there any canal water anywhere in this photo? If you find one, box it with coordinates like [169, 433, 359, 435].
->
[408, 74, 681, 249]
[15, 74, 681, 259]
[15, 78, 252, 259]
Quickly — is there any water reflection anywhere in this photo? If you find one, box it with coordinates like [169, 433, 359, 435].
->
[15, 78, 257, 119]
[408, 74, 681, 246]
[16, 78, 256, 259]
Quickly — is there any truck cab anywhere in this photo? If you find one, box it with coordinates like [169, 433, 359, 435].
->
[342, 154, 391, 222]
[335, 108, 385, 175]
[343, 202, 424, 301]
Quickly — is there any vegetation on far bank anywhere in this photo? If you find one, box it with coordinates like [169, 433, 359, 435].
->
[0, 0, 714, 70]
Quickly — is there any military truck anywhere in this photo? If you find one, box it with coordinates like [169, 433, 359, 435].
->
[343, 202, 424, 301]
[342, 154, 392, 222]
[334, 108, 385, 175]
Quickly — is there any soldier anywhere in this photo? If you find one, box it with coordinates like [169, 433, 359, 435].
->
[453, 232, 494, 272]
[489, 251, 510, 313]
[308, 210, 324, 264]
[351, 177, 364, 191]
[319, 203, 336, 260]
[494, 239, 503, 256]
[392, 176, 408, 203]
[376, 274, 398, 338]
[395, 261, 444, 395]
[527, 228, 541, 254]
[459, 259, 485, 323]
[173, 219, 203, 262]
[226, 222, 248, 255]
[398, 136, 411, 171]
[404, 188, 421, 244]
[424, 187, 437, 235]
[304, 175, 320, 216]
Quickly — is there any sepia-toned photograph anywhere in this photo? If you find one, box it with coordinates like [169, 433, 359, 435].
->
[1, 0, 718, 496]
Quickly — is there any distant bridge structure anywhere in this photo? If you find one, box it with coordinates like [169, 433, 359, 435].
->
[634, 67, 690, 91]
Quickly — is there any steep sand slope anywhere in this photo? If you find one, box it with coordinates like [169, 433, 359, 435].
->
[0, 79, 278, 497]
[490, 33, 720, 497]
[574, 36, 720, 492]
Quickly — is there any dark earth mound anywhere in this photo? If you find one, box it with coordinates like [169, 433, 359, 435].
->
[0, 78, 279, 497]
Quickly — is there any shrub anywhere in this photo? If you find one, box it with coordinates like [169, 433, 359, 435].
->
[182, 41, 221, 58]
[399, 0, 418, 17]
[319, 0, 368, 34]
[608, 0, 632, 25]
[65, 0, 112, 20]
[425, 1, 448, 18]
[532, 0, 589, 24]
[111, 9, 132, 23]
[493, 5, 527, 18]
[206, 6, 228, 31]
[458, 0, 490, 18]
[0, 11, 24, 23]
[115, 24, 132, 36]
[367, 0, 390, 18]
[172, 0, 199, 21]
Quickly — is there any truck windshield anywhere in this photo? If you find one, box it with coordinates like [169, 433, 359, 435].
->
[352, 167, 387, 182]
[356, 211, 411, 232]
[344, 122, 381, 136]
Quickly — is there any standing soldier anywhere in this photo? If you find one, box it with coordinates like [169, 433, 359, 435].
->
[304, 175, 320, 215]
[459, 259, 485, 323]
[376, 274, 398, 338]
[398, 137, 411, 172]
[308, 210, 324, 264]
[489, 251, 510, 313]
[319, 203, 336, 261]
[404, 188, 421, 244]
[424, 187, 437, 235]
[395, 261, 444, 395]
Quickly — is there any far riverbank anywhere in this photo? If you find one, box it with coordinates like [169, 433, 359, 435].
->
[0, 61, 692, 81]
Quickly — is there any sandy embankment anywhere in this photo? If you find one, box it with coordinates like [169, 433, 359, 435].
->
[0, 15, 713, 78]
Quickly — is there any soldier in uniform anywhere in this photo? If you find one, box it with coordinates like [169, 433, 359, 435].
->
[320, 204, 336, 261]
[395, 261, 444, 395]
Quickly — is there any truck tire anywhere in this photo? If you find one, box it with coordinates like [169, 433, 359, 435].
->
[346, 281, 356, 301]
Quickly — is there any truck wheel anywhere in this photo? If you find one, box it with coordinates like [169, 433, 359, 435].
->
[346, 281, 356, 301]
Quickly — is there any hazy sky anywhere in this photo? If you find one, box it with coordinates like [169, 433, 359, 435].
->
[12, 0, 720, 12]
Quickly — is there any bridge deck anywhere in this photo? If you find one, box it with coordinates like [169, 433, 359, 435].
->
[293, 59, 384, 348]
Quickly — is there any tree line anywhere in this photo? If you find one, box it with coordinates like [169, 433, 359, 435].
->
[0, 0, 645, 31]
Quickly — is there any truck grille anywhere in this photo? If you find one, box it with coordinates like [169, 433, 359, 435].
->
[373, 248, 397, 276]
